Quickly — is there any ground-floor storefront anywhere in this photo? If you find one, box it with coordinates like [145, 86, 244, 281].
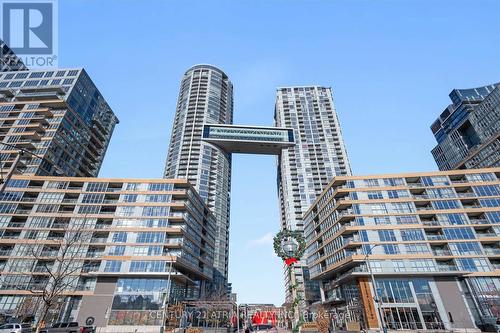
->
[319, 275, 499, 332]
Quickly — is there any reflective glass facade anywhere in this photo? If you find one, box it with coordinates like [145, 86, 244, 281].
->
[0, 68, 119, 177]
[164, 65, 233, 284]
[275, 86, 351, 314]
[304, 168, 500, 331]
[0, 176, 216, 327]
[431, 83, 500, 170]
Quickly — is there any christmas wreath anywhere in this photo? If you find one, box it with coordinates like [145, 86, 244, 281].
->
[273, 229, 306, 266]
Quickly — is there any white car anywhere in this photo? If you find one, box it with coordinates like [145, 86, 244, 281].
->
[0, 323, 32, 333]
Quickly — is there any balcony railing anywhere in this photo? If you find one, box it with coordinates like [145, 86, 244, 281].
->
[426, 235, 446, 240]
[90, 237, 108, 243]
[422, 221, 440, 226]
[432, 249, 452, 256]
[469, 219, 489, 225]
[477, 233, 498, 238]
[483, 248, 500, 255]
[457, 192, 476, 198]
[437, 265, 459, 271]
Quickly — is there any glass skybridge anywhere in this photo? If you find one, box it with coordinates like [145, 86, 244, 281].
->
[202, 124, 295, 155]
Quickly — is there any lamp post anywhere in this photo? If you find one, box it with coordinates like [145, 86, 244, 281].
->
[364, 244, 387, 333]
[162, 257, 174, 330]
[283, 238, 299, 258]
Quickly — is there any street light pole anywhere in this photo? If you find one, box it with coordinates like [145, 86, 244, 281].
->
[364, 244, 387, 333]
[162, 258, 174, 329]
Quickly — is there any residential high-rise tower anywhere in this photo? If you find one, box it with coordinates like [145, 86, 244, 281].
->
[164, 65, 233, 283]
[431, 83, 500, 170]
[275, 86, 351, 312]
[0, 39, 27, 72]
[0, 68, 119, 178]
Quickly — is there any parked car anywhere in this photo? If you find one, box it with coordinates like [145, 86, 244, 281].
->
[251, 324, 278, 333]
[0, 323, 31, 333]
[39, 322, 95, 333]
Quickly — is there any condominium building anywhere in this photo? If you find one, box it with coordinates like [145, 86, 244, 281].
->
[275, 86, 351, 311]
[0, 68, 118, 177]
[431, 83, 500, 170]
[304, 168, 500, 331]
[0, 40, 27, 72]
[164, 64, 233, 282]
[0, 176, 215, 331]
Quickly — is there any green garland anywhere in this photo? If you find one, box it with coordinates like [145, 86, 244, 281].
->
[273, 229, 306, 261]
[274, 229, 307, 332]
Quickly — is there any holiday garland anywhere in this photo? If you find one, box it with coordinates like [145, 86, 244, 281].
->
[273, 229, 307, 333]
[273, 229, 306, 265]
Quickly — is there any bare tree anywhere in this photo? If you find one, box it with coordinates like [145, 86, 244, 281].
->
[19, 216, 93, 332]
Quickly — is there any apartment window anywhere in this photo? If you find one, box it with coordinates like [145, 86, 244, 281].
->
[104, 260, 122, 272]
[450, 242, 482, 255]
[392, 202, 415, 213]
[0, 204, 16, 213]
[396, 215, 419, 224]
[82, 193, 105, 203]
[112, 232, 127, 243]
[405, 243, 429, 254]
[108, 246, 126, 255]
[474, 185, 500, 197]
[39, 192, 64, 202]
[374, 217, 391, 225]
[410, 259, 436, 272]
[364, 179, 380, 187]
[122, 194, 138, 203]
[148, 183, 173, 191]
[132, 246, 162, 256]
[15, 72, 28, 79]
[117, 206, 135, 217]
[443, 227, 475, 240]
[388, 190, 409, 198]
[422, 176, 450, 186]
[378, 230, 396, 242]
[0, 105, 14, 112]
[437, 213, 466, 225]
[485, 212, 500, 223]
[129, 260, 165, 272]
[78, 205, 100, 214]
[145, 194, 171, 202]
[479, 198, 500, 207]
[383, 244, 400, 254]
[67, 70, 79, 76]
[86, 182, 108, 192]
[367, 191, 383, 199]
[371, 203, 387, 214]
[427, 188, 456, 198]
[466, 173, 496, 182]
[29, 72, 44, 78]
[432, 200, 460, 210]
[384, 178, 404, 186]
[142, 206, 169, 217]
[126, 183, 139, 191]
[136, 232, 165, 243]
[401, 229, 425, 241]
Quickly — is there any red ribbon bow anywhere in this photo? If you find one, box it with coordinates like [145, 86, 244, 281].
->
[285, 257, 298, 266]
